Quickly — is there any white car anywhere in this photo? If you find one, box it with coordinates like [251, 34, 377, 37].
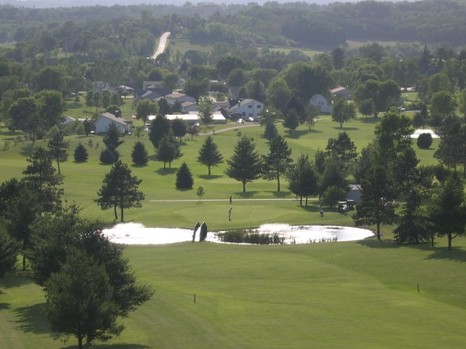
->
[237, 118, 244, 124]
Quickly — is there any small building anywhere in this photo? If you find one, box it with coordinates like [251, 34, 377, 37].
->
[309, 94, 332, 114]
[165, 92, 196, 106]
[330, 86, 352, 100]
[228, 98, 264, 118]
[94, 112, 130, 134]
[347, 184, 362, 204]
[181, 101, 200, 113]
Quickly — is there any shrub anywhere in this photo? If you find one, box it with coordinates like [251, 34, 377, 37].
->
[100, 147, 119, 164]
[417, 133, 433, 149]
[74, 143, 88, 162]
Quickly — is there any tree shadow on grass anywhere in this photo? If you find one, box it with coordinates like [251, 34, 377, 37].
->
[272, 191, 292, 198]
[333, 126, 359, 131]
[0, 270, 34, 289]
[198, 174, 222, 180]
[286, 129, 310, 139]
[155, 168, 177, 176]
[356, 238, 400, 249]
[424, 246, 466, 263]
[62, 344, 150, 349]
[0, 302, 10, 310]
[235, 191, 258, 198]
[360, 117, 380, 124]
[14, 303, 59, 337]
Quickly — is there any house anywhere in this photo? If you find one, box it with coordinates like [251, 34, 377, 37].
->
[164, 113, 199, 125]
[140, 90, 162, 101]
[181, 101, 199, 113]
[330, 86, 352, 100]
[165, 92, 196, 106]
[94, 112, 130, 134]
[228, 99, 264, 119]
[309, 94, 332, 114]
[93, 81, 112, 92]
[112, 85, 134, 96]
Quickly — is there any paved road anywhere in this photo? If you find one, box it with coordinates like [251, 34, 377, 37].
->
[199, 123, 260, 136]
[150, 31, 171, 60]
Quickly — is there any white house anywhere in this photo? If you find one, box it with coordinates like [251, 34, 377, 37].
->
[228, 99, 264, 118]
[309, 94, 332, 114]
[94, 112, 130, 134]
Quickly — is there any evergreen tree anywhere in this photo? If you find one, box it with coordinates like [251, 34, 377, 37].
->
[103, 122, 124, 151]
[262, 135, 293, 192]
[283, 109, 300, 133]
[0, 229, 19, 277]
[263, 117, 278, 141]
[47, 125, 69, 174]
[95, 161, 145, 222]
[74, 143, 88, 162]
[197, 135, 223, 175]
[131, 141, 149, 166]
[225, 136, 262, 192]
[100, 148, 119, 164]
[353, 165, 397, 240]
[176, 162, 194, 189]
[171, 118, 187, 139]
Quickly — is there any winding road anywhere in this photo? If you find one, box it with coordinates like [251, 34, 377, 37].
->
[150, 31, 171, 60]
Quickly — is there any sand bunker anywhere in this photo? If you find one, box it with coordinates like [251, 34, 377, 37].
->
[102, 223, 374, 245]
[410, 129, 439, 139]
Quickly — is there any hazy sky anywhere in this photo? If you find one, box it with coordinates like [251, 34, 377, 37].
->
[0, 0, 412, 8]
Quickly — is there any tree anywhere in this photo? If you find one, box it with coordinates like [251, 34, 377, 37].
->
[74, 143, 88, 162]
[157, 128, 181, 169]
[34, 66, 66, 93]
[103, 122, 124, 151]
[263, 116, 278, 141]
[429, 173, 466, 249]
[0, 229, 19, 277]
[131, 141, 149, 166]
[47, 125, 69, 174]
[176, 162, 194, 189]
[45, 250, 121, 349]
[262, 135, 293, 192]
[136, 99, 157, 124]
[354, 79, 400, 118]
[184, 78, 209, 102]
[7, 97, 39, 141]
[326, 132, 358, 173]
[100, 148, 119, 164]
[319, 157, 347, 196]
[322, 186, 347, 209]
[196, 186, 205, 203]
[171, 118, 187, 139]
[36, 90, 65, 131]
[199, 98, 214, 127]
[353, 165, 397, 240]
[417, 133, 433, 149]
[429, 91, 456, 126]
[434, 115, 465, 172]
[197, 135, 223, 176]
[283, 109, 300, 134]
[149, 114, 171, 148]
[282, 62, 332, 101]
[225, 136, 262, 192]
[95, 160, 145, 222]
[332, 98, 356, 128]
[286, 154, 318, 206]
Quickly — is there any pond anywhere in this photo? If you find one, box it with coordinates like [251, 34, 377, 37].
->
[102, 223, 374, 245]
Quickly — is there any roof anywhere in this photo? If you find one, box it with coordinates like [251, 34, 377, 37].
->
[229, 99, 261, 111]
[166, 92, 187, 99]
[330, 86, 349, 94]
[99, 112, 127, 126]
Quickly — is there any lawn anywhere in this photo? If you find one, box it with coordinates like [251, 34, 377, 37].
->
[2, 237, 466, 348]
[2, 108, 461, 349]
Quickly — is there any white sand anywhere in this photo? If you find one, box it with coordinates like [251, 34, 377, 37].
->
[102, 223, 374, 245]
[410, 129, 439, 139]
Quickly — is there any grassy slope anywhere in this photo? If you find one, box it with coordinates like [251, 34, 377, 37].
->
[1, 94, 456, 349]
[2, 239, 466, 348]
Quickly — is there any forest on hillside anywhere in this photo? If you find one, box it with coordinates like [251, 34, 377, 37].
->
[1, 0, 466, 53]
